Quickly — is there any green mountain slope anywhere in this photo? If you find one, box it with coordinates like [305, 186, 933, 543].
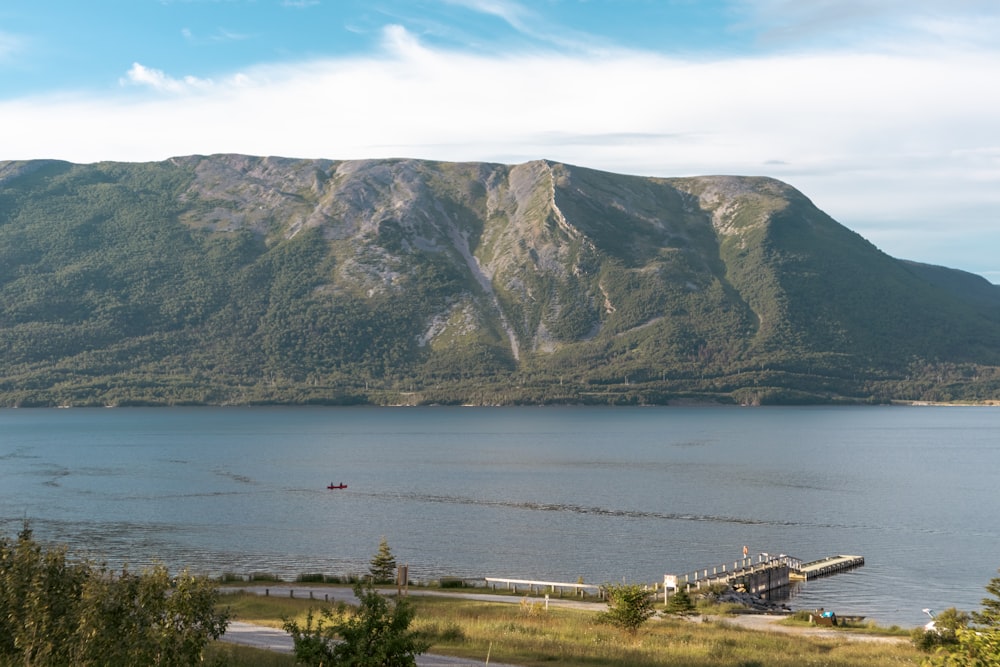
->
[1, 155, 998, 406]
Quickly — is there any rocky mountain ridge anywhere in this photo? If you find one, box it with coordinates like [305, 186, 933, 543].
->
[1, 154, 998, 406]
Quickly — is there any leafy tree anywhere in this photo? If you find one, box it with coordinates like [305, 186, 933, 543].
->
[596, 583, 656, 635]
[283, 608, 337, 666]
[369, 537, 398, 584]
[284, 581, 429, 667]
[0, 523, 89, 665]
[0, 523, 229, 667]
[76, 565, 230, 666]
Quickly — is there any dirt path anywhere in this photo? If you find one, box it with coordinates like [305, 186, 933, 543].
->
[697, 614, 909, 644]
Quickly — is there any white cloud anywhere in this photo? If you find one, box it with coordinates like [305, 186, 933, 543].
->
[732, 0, 1000, 54]
[0, 30, 24, 61]
[438, 0, 611, 53]
[2, 23, 999, 279]
[119, 62, 215, 93]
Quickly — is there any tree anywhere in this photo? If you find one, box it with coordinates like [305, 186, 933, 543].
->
[76, 565, 230, 666]
[973, 569, 1000, 628]
[925, 568, 1000, 666]
[369, 537, 398, 584]
[283, 608, 337, 666]
[596, 583, 656, 635]
[0, 523, 229, 667]
[284, 581, 429, 667]
[665, 588, 695, 615]
[0, 522, 89, 665]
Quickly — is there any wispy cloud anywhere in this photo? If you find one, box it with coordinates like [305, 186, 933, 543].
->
[0, 30, 24, 61]
[180, 26, 253, 44]
[441, 0, 533, 32]
[438, 0, 613, 53]
[119, 62, 215, 93]
[731, 0, 1000, 52]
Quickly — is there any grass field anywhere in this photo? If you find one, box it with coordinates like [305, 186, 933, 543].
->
[212, 588, 926, 666]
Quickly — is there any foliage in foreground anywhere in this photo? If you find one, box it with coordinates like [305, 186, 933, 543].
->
[282, 581, 429, 666]
[0, 523, 229, 666]
[915, 568, 1000, 666]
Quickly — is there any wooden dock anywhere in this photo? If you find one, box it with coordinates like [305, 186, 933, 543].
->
[666, 554, 800, 595]
[665, 552, 863, 596]
[791, 555, 865, 581]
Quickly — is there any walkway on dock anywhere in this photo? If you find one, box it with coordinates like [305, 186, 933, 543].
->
[793, 555, 865, 580]
[666, 552, 864, 596]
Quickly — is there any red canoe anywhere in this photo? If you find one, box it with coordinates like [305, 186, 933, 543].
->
[327, 483, 348, 490]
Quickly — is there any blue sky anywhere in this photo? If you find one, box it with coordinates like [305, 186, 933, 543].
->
[2, 1, 999, 282]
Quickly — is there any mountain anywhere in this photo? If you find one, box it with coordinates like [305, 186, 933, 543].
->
[1, 155, 999, 406]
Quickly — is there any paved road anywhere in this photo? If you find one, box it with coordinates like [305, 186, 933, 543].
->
[219, 584, 603, 611]
[222, 621, 521, 666]
[219, 586, 527, 666]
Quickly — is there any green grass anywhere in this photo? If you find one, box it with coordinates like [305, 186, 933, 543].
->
[205, 642, 296, 666]
[778, 610, 913, 637]
[218, 590, 925, 666]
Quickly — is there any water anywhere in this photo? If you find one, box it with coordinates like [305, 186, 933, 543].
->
[1, 405, 997, 629]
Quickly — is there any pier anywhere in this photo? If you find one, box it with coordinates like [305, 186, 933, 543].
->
[664, 552, 863, 597]
[791, 555, 865, 581]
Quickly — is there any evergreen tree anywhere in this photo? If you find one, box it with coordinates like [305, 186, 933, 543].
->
[369, 537, 398, 584]
[596, 583, 656, 635]
[665, 588, 695, 615]
[973, 568, 1000, 628]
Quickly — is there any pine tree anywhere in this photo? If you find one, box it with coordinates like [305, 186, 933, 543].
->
[596, 583, 656, 635]
[665, 588, 695, 615]
[972, 568, 1000, 627]
[369, 537, 397, 584]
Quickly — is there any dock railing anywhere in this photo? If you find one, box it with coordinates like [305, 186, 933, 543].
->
[671, 553, 801, 590]
[484, 577, 604, 598]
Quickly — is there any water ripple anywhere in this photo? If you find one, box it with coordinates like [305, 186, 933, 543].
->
[370, 491, 833, 528]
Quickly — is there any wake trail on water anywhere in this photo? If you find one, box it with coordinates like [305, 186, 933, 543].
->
[358, 490, 846, 529]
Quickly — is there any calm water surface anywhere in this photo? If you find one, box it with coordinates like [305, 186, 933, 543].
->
[1, 405, 997, 628]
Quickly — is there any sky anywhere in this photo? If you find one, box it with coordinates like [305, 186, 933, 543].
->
[2, 1, 999, 283]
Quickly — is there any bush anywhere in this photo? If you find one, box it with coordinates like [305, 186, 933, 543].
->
[283, 581, 429, 666]
[0, 522, 229, 667]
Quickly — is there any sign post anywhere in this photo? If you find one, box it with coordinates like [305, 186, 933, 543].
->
[663, 575, 678, 604]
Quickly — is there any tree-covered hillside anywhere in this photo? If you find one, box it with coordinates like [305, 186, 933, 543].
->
[1, 155, 998, 406]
